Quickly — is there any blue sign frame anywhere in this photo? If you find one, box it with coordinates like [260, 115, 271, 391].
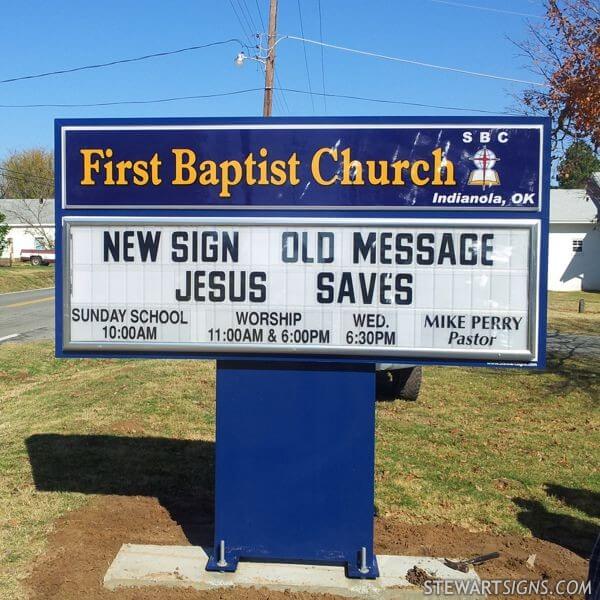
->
[55, 116, 550, 369]
[54, 116, 551, 578]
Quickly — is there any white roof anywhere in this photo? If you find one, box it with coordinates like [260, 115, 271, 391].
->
[550, 188, 598, 224]
[0, 199, 54, 225]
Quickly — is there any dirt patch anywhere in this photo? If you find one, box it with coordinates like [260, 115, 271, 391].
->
[27, 496, 589, 600]
[27, 496, 339, 600]
[405, 565, 435, 587]
[109, 419, 147, 435]
[375, 519, 589, 583]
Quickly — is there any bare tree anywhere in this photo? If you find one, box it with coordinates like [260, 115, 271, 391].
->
[0, 148, 54, 198]
[0, 148, 55, 249]
[1, 200, 55, 249]
[516, 0, 599, 153]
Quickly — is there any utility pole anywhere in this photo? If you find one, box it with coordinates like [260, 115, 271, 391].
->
[263, 0, 278, 117]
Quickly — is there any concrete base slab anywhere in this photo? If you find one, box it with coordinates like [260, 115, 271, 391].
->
[104, 545, 481, 598]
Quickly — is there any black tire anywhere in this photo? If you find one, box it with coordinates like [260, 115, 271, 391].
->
[30, 255, 42, 266]
[376, 367, 422, 402]
[397, 366, 422, 401]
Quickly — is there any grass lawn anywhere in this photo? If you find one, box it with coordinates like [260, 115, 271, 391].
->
[0, 263, 54, 294]
[548, 290, 600, 335]
[0, 341, 598, 599]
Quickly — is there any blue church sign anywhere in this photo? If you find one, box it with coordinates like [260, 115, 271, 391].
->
[56, 116, 549, 578]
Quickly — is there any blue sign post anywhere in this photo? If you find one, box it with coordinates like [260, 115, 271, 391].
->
[207, 361, 378, 576]
[56, 117, 549, 578]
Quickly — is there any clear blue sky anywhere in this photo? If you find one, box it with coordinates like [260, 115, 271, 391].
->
[0, 0, 545, 157]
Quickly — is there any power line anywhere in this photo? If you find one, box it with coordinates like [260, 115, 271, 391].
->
[285, 35, 548, 87]
[0, 85, 512, 114]
[272, 93, 281, 114]
[0, 88, 264, 108]
[275, 72, 290, 114]
[239, 0, 259, 34]
[278, 87, 514, 114]
[0, 167, 53, 183]
[426, 0, 543, 19]
[296, 0, 315, 113]
[0, 39, 244, 85]
[254, 0, 266, 31]
[0, 172, 53, 191]
[229, 0, 273, 115]
[259, 28, 289, 114]
[235, 0, 257, 38]
[0, 173, 48, 187]
[228, 0, 253, 41]
[317, 0, 327, 112]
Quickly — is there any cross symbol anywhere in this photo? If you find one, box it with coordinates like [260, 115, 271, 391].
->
[479, 146, 491, 184]
[474, 145, 500, 189]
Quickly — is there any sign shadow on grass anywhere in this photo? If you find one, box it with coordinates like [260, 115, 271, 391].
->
[532, 351, 599, 402]
[26, 433, 215, 548]
[544, 483, 600, 519]
[513, 485, 600, 559]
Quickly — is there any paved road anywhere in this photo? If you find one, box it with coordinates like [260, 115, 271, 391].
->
[0, 289, 599, 358]
[0, 288, 54, 344]
[546, 331, 600, 358]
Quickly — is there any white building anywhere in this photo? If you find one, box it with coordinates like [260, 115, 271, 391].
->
[0, 199, 55, 260]
[548, 177, 600, 291]
[1, 186, 599, 290]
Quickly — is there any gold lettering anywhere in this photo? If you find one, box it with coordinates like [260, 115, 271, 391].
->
[431, 148, 456, 185]
[411, 160, 430, 185]
[172, 149, 197, 185]
[391, 160, 410, 184]
[80, 149, 104, 185]
[198, 160, 218, 186]
[116, 160, 133, 185]
[366, 160, 390, 185]
[257, 148, 269, 185]
[288, 153, 300, 185]
[219, 160, 243, 198]
[270, 160, 288, 185]
[311, 147, 338, 185]
[149, 153, 162, 185]
[341, 149, 364, 185]
[244, 154, 257, 185]
[132, 161, 148, 185]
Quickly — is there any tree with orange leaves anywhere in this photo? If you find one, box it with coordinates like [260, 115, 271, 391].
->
[519, 0, 599, 152]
